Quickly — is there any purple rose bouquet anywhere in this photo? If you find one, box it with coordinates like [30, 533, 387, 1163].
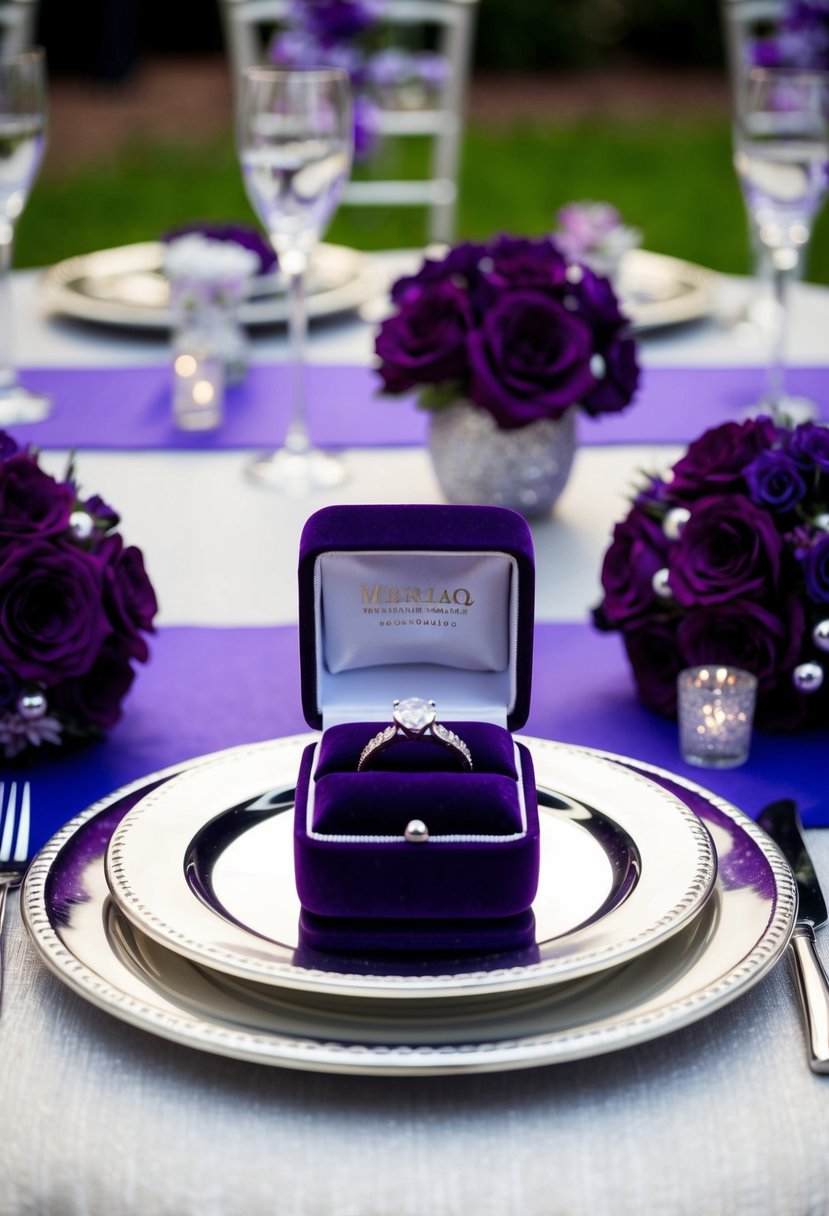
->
[375, 234, 640, 429]
[0, 435, 158, 761]
[594, 417, 829, 731]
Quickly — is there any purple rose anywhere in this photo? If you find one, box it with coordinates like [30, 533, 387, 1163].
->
[600, 506, 672, 627]
[801, 533, 829, 602]
[668, 494, 784, 606]
[51, 636, 136, 730]
[99, 535, 158, 661]
[0, 663, 17, 711]
[677, 595, 804, 694]
[390, 242, 487, 307]
[745, 449, 808, 512]
[0, 540, 111, 682]
[0, 432, 19, 461]
[622, 619, 685, 717]
[568, 266, 628, 336]
[582, 333, 640, 417]
[477, 235, 568, 300]
[298, 0, 381, 44]
[668, 418, 779, 501]
[787, 420, 829, 473]
[375, 281, 471, 394]
[0, 454, 75, 540]
[468, 290, 596, 428]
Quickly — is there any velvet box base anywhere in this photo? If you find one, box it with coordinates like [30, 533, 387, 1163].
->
[294, 726, 540, 921]
[295, 908, 540, 960]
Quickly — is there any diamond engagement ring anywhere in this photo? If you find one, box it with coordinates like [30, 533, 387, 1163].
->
[357, 698, 473, 772]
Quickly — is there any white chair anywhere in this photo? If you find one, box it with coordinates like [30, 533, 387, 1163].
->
[0, 0, 38, 54]
[219, 0, 479, 243]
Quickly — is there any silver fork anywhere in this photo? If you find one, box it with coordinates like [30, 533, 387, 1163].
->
[0, 781, 31, 992]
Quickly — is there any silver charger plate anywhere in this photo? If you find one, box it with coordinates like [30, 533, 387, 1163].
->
[103, 738, 716, 998]
[21, 738, 795, 1076]
[616, 249, 717, 331]
[39, 241, 382, 330]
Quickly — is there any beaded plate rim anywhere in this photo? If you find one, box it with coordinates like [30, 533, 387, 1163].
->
[20, 737, 795, 1075]
[101, 737, 717, 997]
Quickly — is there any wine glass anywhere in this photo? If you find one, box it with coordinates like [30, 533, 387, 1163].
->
[0, 47, 49, 425]
[236, 67, 353, 490]
[733, 67, 829, 424]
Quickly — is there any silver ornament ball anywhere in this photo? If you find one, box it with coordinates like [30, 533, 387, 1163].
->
[812, 620, 829, 653]
[663, 507, 691, 541]
[814, 513, 829, 532]
[652, 568, 673, 599]
[17, 689, 47, 720]
[69, 510, 94, 541]
[793, 661, 824, 694]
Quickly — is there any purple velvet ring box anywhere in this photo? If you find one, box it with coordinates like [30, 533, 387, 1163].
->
[294, 503, 539, 925]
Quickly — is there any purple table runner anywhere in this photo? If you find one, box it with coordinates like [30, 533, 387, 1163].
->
[11, 363, 829, 451]
[19, 621, 829, 855]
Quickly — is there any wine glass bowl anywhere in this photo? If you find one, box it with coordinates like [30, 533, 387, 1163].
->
[236, 67, 353, 490]
[733, 68, 829, 423]
[0, 47, 49, 424]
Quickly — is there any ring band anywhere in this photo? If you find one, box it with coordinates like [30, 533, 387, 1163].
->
[357, 698, 473, 772]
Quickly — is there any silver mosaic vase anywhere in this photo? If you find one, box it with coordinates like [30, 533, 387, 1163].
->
[428, 401, 577, 519]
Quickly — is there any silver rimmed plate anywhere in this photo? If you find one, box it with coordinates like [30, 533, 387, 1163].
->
[616, 249, 717, 331]
[103, 738, 716, 998]
[21, 740, 795, 1075]
[40, 241, 382, 330]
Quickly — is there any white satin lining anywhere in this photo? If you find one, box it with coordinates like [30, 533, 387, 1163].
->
[313, 548, 520, 728]
[318, 550, 512, 674]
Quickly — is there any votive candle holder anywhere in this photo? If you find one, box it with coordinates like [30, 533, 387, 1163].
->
[677, 665, 758, 769]
[172, 349, 224, 431]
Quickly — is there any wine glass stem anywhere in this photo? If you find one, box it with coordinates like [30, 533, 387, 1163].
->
[285, 264, 311, 456]
[0, 221, 16, 393]
[766, 247, 796, 423]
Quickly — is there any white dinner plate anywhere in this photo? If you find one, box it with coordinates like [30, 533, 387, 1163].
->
[40, 241, 382, 330]
[21, 739, 795, 1075]
[103, 738, 716, 998]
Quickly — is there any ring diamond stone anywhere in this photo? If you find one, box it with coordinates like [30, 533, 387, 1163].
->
[357, 697, 473, 772]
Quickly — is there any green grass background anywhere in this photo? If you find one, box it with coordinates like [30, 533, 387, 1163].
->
[15, 116, 829, 282]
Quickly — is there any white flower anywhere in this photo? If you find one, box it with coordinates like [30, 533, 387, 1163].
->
[164, 234, 259, 305]
[0, 712, 63, 759]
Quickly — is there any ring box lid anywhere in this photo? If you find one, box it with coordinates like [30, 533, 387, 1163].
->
[298, 504, 535, 732]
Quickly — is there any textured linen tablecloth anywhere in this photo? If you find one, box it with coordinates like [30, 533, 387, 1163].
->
[3, 265, 829, 1216]
[3, 870, 829, 1216]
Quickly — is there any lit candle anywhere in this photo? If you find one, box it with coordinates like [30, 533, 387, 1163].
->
[677, 666, 758, 769]
[172, 350, 224, 431]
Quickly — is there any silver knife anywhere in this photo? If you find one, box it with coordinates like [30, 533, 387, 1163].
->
[758, 798, 829, 1074]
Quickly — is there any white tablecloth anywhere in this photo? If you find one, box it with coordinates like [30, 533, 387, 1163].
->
[3, 260, 829, 1216]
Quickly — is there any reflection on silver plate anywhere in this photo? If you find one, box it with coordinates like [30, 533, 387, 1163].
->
[21, 737, 795, 1076]
[40, 241, 381, 330]
[617, 249, 717, 332]
[104, 739, 716, 997]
